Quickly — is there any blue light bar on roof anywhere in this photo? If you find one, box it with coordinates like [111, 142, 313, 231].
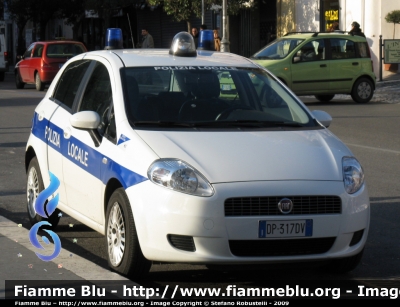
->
[105, 28, 123, 50]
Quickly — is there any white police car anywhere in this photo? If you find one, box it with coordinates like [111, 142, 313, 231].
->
[25, 30, 370, 278]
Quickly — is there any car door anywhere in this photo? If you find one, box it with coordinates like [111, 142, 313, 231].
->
[290, 39, 330, 94]
[328, 38, 362, 92]
[19, 44, 35, 82]
[47, 58, 93, 208]
[29, 43, 44, 80]
[62, 59, 115, 225]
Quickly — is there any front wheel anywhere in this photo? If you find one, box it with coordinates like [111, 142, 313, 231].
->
[315, 95, 335, 102]
[15, 71, 25, 89]
[351, 78, 374, 103]
[35, 73, 45, 91]
[105, 188, 152, 278]
[26, 157, 60, 229]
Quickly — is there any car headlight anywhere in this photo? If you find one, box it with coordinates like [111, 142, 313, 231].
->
[342, 156, 365, 194]
[147, 159, 214, 197]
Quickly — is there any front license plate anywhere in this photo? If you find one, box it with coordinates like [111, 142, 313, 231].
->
[258, 220, 313, 238]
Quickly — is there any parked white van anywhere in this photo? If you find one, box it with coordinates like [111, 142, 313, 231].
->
[0, 33, 8, 81]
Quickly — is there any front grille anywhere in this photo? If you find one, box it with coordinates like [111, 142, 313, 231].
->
[229, 237, 336, 257]
[225, 196, 341, 216]
[167, 234, 196, 252]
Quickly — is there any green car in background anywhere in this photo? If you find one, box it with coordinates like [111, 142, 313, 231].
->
[250, 32, 376, 103]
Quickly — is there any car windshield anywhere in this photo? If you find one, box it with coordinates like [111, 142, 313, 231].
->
[251, 38, 304, 60]
[46, 43, 86, 58]
[122, 66, 315, 129]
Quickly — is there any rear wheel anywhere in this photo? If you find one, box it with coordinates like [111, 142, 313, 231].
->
[105, 188, 152, 278]
[351, 78, 374, 103]
[15, 70, 25, 89]
[35, 73, 45, 91]
[26, 157, 60, 229]
[0, 72, 4, 81]
[315, 94, 335, 102]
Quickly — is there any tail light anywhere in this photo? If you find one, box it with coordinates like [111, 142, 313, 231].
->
[371, 60, 374, 72]
[4, 51, 8, 60]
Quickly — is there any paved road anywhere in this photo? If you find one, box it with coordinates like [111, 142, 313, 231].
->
[1, 71, 400, 299]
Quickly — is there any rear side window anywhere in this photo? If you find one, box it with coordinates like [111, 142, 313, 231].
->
[330, 38, 358, 59]
[53, 60, 92, 109]
[357, 42, 371, 58]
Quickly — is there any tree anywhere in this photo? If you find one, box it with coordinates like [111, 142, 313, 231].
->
[147, 0, 252, 32]
[7, 0, 34, 55]
[385, 10, 400, 39]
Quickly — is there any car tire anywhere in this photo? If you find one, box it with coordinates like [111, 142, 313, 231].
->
[15, 70, 25, 89]
[26, 157, 60, 230]
[323, 248, 364, 274]
[0, 72, 4, 82]
[315, 95, 335, 102]
[105, 188, 152, 278]
[35, 73, 45, 91]
[351, 78, 374, 103]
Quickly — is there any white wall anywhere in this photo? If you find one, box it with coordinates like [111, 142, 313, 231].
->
[295, 0, 320, 31]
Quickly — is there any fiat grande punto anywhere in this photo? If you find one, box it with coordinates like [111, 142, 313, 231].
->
[25, 31, 370, 278]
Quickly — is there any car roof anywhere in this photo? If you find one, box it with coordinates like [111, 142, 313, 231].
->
[281, 32, 367, 41]
[85, 49, 258, 68]
[33, 40, 85, 45]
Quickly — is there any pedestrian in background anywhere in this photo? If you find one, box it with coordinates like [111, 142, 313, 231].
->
[140, 28, 154, 48]
[328, 21, 340, 32]
[349, 21, 366, 37]
[213, 29, 221, 51]
[191, 27, 199, 48]
[200, 24, 207, 31]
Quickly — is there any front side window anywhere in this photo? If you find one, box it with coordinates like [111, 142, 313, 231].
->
[79, 62, 115, 138]
[24, 44, 35, 58]
[53, 60, 92, 109]
[32, 44, 44, 58]
[122, 67, 315, 129]
[297, 39, 325, 62]
[251, 38, 304, 60]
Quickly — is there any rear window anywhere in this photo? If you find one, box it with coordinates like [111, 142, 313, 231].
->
[46, 43, 86, 58]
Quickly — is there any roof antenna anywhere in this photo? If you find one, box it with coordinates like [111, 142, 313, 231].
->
[127, 13, 135, 48]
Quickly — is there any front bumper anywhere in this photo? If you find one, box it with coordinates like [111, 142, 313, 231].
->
[127, 180, 370, 264]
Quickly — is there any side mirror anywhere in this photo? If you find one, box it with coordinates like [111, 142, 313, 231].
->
[293, 56, 301, 63]
[70, 111, 102, 147]
[311, 110, 332, 128]
[70, 111, 100, 130]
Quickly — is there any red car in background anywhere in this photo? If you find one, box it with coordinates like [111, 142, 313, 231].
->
[15, 40, 87, 91]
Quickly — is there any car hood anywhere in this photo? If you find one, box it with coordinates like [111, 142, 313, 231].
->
[135, 129, 351, 183]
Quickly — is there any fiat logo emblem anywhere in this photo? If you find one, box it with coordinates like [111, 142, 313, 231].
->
[278, 198, 293, 214]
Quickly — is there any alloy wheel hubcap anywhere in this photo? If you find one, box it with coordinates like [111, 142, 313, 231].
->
[107, 202, 126, 266]
[357, 82, 371, 99]
[27, 167, 39, 219]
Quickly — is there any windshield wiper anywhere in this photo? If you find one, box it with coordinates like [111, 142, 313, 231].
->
[133, 121, 195, 127]
[189, 120, 304, 128]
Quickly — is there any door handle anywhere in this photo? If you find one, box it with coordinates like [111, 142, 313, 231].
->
[63, 127, 71, 139]
[352, 62, 359, 66]
[320, 64, 327, 67]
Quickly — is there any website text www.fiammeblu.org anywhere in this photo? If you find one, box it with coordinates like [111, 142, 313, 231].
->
[12, 284, 400, 300]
